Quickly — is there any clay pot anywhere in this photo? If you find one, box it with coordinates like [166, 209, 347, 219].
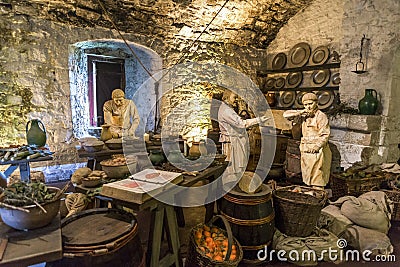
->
[26, 119, 47, 147]
[358, 89, 378, 115]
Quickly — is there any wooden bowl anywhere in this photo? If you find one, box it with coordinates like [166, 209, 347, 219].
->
[83, 140, 104, 153]
[100, 159, 137, 179]
[81, 177, 102, 187]
[105, 138, 123, 150]
[0, 187, 60, 230]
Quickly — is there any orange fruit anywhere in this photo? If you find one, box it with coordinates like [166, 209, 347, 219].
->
[203, 225, 210, 231]
[213, 255, 223, 262]
[195, 231, 202, 239]
[203, 231, 211, 237]
[205, 237, 213, 243]
[229, 254, 236, 261]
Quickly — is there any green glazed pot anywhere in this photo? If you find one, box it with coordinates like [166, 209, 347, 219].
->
[358, 89, 378, 115]
[26, 119, 47, 147]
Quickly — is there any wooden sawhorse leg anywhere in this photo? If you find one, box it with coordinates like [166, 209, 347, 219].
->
[147, 204, 182, 267]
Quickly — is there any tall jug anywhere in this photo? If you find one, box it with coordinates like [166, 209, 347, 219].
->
[26, 119, 47, 147]
[358, 89, 378, 115]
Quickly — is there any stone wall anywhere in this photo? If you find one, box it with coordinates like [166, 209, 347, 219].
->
[0, 5, 268, 181]
[266, 0, 400, 167]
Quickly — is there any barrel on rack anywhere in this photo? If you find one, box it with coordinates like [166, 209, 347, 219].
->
[285, 138, 302, 184]
[218, 182, 275, 264]
[49, 208, 144, 267]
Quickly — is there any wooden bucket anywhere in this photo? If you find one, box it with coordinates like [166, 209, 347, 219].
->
[49, 208, 144, 267]
[285, 138, 302, 184]
[218, 184, 275, 264]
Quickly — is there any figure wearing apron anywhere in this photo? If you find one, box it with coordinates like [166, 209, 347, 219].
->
[283, 93, 332, 188]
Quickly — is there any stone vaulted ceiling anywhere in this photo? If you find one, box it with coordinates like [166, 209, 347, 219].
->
[8, 0, 313, 49]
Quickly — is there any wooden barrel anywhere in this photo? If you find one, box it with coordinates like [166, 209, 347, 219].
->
[285, 138, 302, 184]
[218, 183, 275, 264]
[49, 208, 144, 267]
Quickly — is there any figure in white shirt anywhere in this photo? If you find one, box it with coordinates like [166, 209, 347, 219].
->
[218, 90, 269, 187]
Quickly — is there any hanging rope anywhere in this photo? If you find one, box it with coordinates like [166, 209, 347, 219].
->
[173, 0, 230, 66]
[95, 0, 230, 131]
[96, 0, 157, 81]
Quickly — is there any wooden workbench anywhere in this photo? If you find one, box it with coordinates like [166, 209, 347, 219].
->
[75, 163, 227, 267]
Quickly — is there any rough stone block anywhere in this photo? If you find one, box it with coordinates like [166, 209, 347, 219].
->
[329, 114, 349, 129]
[329, 129, 347, 142]
[347, 115, 382, 132]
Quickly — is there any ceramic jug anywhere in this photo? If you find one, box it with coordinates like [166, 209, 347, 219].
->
[358, 89, 378, 115]
[100, 124, 113, 141]
[149, 149, 165, 166]
[168, 150, 183, 163]
[26, 119, 47, 147]
[189, 142, 201, 158]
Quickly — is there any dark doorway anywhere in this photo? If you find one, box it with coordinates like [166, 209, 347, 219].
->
[88, 56, 125, 127]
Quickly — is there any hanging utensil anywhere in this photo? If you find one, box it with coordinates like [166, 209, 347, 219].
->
[352, 34, 370, 74]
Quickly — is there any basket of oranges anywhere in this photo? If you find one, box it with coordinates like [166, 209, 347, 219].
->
[186, 215, 243, 267]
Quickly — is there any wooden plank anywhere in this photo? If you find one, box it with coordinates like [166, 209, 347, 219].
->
[0, 215, 62, 267]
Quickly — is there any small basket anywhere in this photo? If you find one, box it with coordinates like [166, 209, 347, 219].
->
[330, 174, 387, 200]
[273, 185, 327, 237]
[186, 215, 243, 267]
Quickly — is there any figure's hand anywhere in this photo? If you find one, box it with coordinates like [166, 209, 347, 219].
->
[259, 116, 270, 124]
[307, 145, 320, 153]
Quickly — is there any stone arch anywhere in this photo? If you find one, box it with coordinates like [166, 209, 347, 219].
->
[68, 39, 162, 137]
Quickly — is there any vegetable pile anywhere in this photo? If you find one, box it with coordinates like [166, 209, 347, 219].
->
[0, 182, 57, 207]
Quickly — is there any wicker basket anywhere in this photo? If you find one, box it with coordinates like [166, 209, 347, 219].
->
[186, 215, 243, 267]
[273, 186, 327, 237]
[381, 189, 400, 222]
[330, 174, 387, 200]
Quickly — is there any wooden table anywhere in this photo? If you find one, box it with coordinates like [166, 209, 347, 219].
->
[0, 215, 62, 267]
[77, 148, 123, 170]
[0, 156, 53, 184]
[77, 144, 162, 170]
[75, 163, 227, 267]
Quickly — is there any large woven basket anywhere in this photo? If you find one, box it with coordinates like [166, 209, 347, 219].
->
[186, 215, 243, 267]
[273, 186, 327, 237]
[381, 189, 400, 222]
[330, 174, 387, 200]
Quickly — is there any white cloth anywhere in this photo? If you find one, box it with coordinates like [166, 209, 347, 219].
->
[218, 103, 259, 184]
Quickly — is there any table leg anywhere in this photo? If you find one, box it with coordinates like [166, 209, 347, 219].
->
[165, 206, 183, 267]
[204, 176, 222, 223]
[148, 206, 165, 267]
[19, 162, 30, 182]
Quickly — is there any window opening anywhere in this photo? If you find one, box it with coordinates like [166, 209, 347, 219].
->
[88, 55, 125, 127]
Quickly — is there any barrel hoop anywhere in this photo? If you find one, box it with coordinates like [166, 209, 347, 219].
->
[223, 193, 272, 205]
[63, 222, 138, 255]
[241, 241, 271, 250]
[286, 150, 301, 159]
[220, 210, 275, 226]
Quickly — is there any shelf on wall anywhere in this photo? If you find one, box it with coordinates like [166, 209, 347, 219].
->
[257, 62, 341, 76]
[262, 86, 339, 92]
